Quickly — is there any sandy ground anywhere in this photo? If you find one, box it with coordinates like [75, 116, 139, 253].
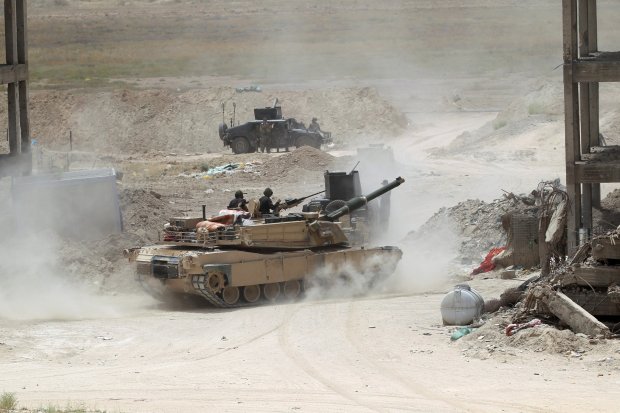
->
[2, 1, 620, 412]
[1, 113, 617, 413]
[1, 278, 619, 413]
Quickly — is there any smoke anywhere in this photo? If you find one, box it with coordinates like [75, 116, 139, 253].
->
[0, 176, 152, 321]
[384, 215, 462, 294]
[301, 215, 461, 301]
[303, 253, 401, 302]
[0, 238, 147, 321]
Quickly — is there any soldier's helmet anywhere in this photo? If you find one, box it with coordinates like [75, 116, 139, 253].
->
[312, 117, 318, 122]
[264, 188, 273, 197]
[235, 190, 244, 199]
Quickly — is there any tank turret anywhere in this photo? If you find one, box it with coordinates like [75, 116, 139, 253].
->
[322, 176, 405, 222]
[158, 177, 405, 251]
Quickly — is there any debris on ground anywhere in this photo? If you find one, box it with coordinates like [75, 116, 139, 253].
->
[505, 318, 542, 336]
[429, 180, 620, 351]
[472, 247, 506, 275]
[235, 85, 262, 93]
[451, 327, 475, 341]
[178, 162, 263, 178]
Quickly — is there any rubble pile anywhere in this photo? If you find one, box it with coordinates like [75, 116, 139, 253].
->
[458, 310, 603, 359]
[412, 195, 537, 264]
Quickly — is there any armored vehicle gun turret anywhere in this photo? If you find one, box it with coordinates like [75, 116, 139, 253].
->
[125, 177, 404, 308]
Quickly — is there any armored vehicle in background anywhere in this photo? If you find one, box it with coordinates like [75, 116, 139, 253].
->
[218, 101, 332, 154]
[125, 177, 404, 308]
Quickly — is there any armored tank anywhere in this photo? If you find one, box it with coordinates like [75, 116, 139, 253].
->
[125, 177, 405, 308]
[218, 100, 331, 154]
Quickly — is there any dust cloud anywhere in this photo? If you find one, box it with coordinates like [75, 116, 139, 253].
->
[385, 215, 461, 294]
[303, 254, 401, 302]
[0, 177, 152, 321]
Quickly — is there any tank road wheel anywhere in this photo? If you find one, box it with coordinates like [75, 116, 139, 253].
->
[283, 280, 301, 300]
[222, 286, 240, 305]
[243, 285, 261, 304]
[231, 137, 250, 154]
[206, 272, 225, 293]
[263, 283, 281, 302]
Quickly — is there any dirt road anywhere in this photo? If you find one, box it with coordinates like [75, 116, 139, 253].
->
[1, 112, 617, 413]
[1, 279, 618, 413]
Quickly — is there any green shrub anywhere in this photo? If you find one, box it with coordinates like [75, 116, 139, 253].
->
[527, 102, 545, 115]
[0, 392, 17, 411]
[493, 119, 507, 130]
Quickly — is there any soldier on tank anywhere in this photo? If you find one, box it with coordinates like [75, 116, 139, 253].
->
[227, 190, 248, 212]
[259, 187, 280, 216]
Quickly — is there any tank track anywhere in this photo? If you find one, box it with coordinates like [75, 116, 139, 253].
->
[191, 274, 250, 308]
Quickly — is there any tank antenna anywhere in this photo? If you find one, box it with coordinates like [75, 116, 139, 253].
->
[349, 161, 360, 175]
[221, 102, 225, 125]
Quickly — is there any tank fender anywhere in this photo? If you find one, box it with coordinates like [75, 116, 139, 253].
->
[203, 264, 232, 285]
[181, 253, 199, 270]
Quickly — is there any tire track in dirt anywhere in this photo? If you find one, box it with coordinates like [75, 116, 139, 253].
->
[345, 299, 551, 413]
[277, 302, 387, 413]
[342, 300, 471, 412]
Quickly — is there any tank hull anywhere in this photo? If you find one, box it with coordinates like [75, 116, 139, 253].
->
[132, 245, 402, 307]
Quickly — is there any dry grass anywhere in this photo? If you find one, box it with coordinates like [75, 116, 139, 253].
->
[0, 392, 17, 411]
[0, 0, 586, 88]
[0, 391, 114, 413]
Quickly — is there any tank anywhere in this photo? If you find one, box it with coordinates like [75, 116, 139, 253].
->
[125, 177, 405, 308]
[440, 284, 485, 325]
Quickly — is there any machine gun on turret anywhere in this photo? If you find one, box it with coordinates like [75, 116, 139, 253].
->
[276, 190, 325, 213]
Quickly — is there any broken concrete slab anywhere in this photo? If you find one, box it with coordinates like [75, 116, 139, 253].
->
[532, 286, 610, 337]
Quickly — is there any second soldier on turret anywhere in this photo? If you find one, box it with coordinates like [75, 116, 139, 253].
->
[259, 188, 280, 216]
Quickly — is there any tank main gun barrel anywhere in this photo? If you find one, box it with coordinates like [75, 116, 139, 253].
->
[322, 176, 405, 222]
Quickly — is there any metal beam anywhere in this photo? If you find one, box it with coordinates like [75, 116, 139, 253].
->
[574, 59, 620, 82]
[17, 0, 31, 157]
[4, 0, 21, 156]
[0, 63, 28, 84]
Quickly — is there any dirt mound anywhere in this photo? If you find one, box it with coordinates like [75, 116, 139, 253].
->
[262, 146, 335, 176]
[430, 79, 564, 161]
[602, 188, 620, 210]
[0, 86, 406, 155]
[119, 187, 178, 242]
